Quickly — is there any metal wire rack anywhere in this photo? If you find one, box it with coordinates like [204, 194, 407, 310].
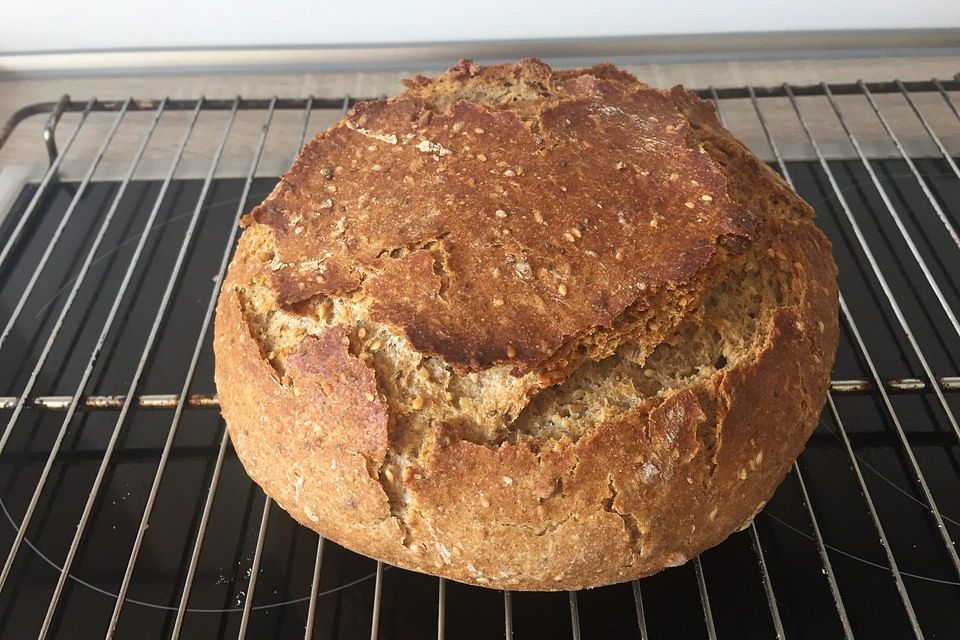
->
[0, 75, 958, 639]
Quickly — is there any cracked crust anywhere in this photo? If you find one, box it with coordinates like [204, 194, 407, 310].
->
[244, 58, 754, 375]
[214, 59, 838, 590]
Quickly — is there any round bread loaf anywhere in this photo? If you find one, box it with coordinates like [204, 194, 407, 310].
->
[214, 59, 838, 590]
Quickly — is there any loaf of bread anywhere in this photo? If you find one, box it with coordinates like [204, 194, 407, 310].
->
[213, 59, 838, 590]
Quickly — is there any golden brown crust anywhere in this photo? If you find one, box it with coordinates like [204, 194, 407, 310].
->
[214, 59, 839, 590]
[245, 59, 754, 373]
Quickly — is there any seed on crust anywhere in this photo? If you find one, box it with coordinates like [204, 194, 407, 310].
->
[318, 300, 332, 321]
[416, 139, 451, 156]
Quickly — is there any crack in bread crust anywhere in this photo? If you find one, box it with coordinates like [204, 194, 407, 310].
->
[214, 58, 839, 591]
[243, 58, 756, 375]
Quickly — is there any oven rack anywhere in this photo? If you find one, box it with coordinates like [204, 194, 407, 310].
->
[0, 75, 958, 639]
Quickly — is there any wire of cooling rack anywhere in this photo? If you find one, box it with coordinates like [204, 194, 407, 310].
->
[0, 76, 958, 639]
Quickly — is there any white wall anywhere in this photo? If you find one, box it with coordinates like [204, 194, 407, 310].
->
[3, 0, 959, 54]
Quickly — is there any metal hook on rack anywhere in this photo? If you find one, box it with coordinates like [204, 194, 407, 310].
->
[42, 94, 72, 167]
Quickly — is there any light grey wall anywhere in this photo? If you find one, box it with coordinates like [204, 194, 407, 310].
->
[4, 0, 960, 54]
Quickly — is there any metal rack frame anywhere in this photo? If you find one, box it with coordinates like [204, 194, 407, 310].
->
[0, 75, 959, 639]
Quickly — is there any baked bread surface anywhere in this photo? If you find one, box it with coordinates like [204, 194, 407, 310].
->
[214, 59, 838, 590]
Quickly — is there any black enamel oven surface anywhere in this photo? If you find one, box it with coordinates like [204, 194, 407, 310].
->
[0, 85, 959, 639]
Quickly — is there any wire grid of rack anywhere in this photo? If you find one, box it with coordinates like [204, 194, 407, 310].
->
[0, 75, 959, 639]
